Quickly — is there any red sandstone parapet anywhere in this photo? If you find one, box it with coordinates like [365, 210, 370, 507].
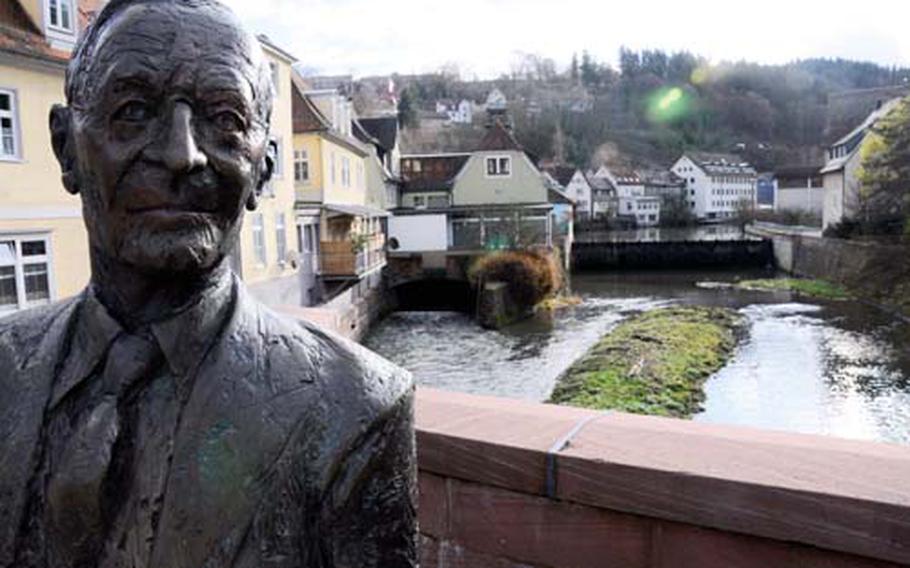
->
[415, 387, 910, 567]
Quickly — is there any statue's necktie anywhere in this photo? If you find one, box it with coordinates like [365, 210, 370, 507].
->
[47, 330, 164, 566]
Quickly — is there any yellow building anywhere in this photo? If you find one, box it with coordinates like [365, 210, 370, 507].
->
[0, 2, 304, 313]
[0, 0, 101, 315]
[235, 36, 302, 306]
[291, 79, 388, 305]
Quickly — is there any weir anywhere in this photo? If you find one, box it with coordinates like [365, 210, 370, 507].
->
[573, 238, 774, 270]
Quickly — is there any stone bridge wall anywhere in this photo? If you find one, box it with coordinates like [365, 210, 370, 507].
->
[415, 388, 910, 568]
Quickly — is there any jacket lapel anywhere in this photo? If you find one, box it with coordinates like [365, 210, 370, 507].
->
[150, 283, 320, 568]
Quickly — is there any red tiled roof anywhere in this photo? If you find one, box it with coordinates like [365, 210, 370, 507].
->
[400, 154, 469, 193]
[477, 120, 523, 152]
[292, 82, 331, 133]
[0, 0, 96, 67]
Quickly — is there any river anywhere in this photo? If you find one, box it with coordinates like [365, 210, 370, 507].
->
[364, 268, 910, 445]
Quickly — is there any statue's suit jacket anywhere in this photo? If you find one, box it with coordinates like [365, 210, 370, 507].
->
[0, 279, 417, 568]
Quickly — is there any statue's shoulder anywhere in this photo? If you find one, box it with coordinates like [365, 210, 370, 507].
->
[245, 294, 413, 415]
[0, 296, 81, 371]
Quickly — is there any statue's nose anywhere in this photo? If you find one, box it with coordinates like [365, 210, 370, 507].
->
[162, 102, 207, 174]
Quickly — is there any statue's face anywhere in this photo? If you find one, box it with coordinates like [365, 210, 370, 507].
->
[66, 2, 272, 274]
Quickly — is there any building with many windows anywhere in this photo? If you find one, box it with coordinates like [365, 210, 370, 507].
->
[389, 121, 567, 253]
[671, 153, 757, 222]
[592, 166, 661, 227]
[0, 2, 304, 314]
[0, 0, 101, 314]
[291, 78, 389, 306]
[236, 35, 302, 306]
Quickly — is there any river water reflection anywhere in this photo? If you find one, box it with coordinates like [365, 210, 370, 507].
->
[364, 269, 910, 445]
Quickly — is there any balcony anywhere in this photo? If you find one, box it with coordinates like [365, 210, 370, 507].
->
[320, 233, 386, 278]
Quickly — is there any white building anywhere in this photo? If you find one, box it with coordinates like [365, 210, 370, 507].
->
[593, 166, 661, 226]
[671, 153, 757, 222]
[545, 167, 593, 219]
[820, 98, 901, 229]
[435, 99, 473, 124]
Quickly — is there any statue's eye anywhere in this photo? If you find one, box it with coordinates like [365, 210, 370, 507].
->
[113, 100, 153, 123]
[212, 110, 246, 133]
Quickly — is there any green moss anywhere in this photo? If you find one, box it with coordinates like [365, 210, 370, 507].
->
[549, 307, 743, 418]
[736, 278, 850, 300]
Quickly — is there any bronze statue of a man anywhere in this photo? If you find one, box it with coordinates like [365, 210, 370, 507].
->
[0, 1, 417, 566]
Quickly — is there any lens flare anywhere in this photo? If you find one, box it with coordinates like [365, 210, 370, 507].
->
[658, 88, 683, 111]
[646, 86, 689, 124]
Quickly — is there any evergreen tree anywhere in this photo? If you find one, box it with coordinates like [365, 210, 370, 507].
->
[570, 52, 579, 83]
[397, 88, 418, 129]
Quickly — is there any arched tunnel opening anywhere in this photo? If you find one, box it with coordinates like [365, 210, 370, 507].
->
[391, 279, 476, 313]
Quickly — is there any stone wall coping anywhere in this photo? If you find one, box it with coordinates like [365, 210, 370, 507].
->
[415, 387, 910, 565]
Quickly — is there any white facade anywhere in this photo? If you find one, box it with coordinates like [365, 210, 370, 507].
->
[593, 166, 660, 226]
[388, 214, 448, 252]
[435, 99, 473, 124]
[564, 170, 593, 218]
[672, 155, 756, 221]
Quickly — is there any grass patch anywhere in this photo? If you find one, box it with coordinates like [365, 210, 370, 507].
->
[736, 278, 850, 300]
[549, 306, 743, 418]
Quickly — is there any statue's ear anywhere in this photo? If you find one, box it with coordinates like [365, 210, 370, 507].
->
[49, 105, 79, 195]
[248, 138, 277, 211]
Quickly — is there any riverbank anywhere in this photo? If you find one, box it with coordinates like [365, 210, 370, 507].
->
[747, 225, 910, 318]
[736, 278, 850, 300]
[549, 306, 743, 418]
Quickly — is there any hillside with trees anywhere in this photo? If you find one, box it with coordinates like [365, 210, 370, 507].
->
[385, 49, 910, 172]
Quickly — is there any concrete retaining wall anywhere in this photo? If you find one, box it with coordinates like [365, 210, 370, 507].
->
[749, 225, 910, 316]
[573, 240, 773, 270]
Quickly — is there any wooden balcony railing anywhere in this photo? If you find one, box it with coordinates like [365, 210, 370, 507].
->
[319, 234, 386, 277]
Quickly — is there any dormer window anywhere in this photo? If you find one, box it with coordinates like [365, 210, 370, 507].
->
[48, 0, 74, 33]
[486, 155, 511, 177]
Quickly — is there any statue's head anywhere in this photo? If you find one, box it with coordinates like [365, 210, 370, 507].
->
[50, 0, 276, 276]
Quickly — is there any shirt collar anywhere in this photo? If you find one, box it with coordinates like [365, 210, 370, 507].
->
[50, 271, 235, 409]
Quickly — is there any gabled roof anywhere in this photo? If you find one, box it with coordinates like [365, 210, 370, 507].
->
[685, 152, 756, 176]
[0, 0, 69, 66]
[292, 81, 331, 133]
[400, 153, 470, 193]
[477, 120, 522, 152]
[358, 116, 398, 152]
[831, 97, 901, 148]
[257, 34, 297, 64]
[545, 166, 579, 187]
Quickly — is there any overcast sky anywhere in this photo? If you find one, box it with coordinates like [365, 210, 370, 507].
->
[221, 0, 910, 79]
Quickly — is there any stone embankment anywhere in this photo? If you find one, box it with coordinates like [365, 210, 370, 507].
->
[748, 224, 910, 318]
[549, 307, 743, 417]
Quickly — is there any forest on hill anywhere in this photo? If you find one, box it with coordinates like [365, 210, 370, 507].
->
[391, 49, 910, 172]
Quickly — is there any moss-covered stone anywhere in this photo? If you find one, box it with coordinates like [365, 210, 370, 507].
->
[736, 278, 850, 300]
[548, 306, 743, 418]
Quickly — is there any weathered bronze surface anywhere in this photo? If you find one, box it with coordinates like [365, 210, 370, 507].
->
[0, 1, 417, 566]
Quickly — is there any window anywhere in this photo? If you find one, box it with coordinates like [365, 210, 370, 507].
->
[294, 149, 309, 182]
[0, 235, 53, 313]
[428, 195, 449, 208]
[275, 213, 287, 263]
[330, 153, 336, 184]
[251, 214, 267, 265]
[269, 61, 280, 97]
[272, 138, 283, 179]
[0, 90, 20, 160]
[342, 157, 351, 188]
[485, 155, 511, 177]
[47, 0, 74, 32]
[413, 195, 426, 209]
